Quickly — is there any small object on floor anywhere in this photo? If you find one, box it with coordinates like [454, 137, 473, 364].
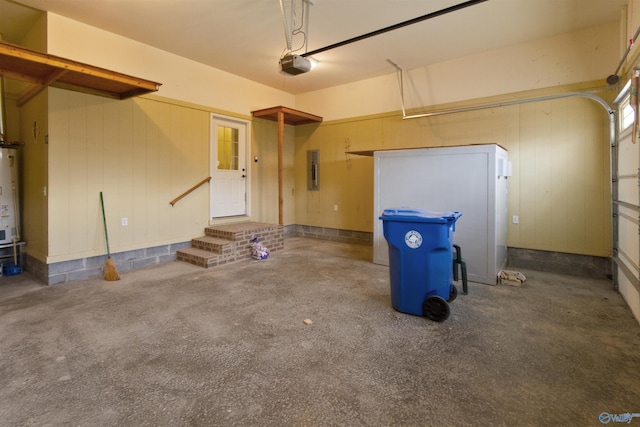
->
[4, 263, 21, 276]
[497, 270, 526, 286]
[251, 237, 269, 260]
[303, 319, 313, 325]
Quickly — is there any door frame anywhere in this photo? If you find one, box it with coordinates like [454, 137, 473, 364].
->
[209, 113, 251, 221]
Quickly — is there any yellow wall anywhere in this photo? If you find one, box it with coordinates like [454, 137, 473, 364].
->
[18, 90, 48, 262]
[7, 8, 623, 264]
[294, 119, 377, 231]
[47, 90, 210, 263]
[10, 12, 49, 262]
[289, 17, 621, 259]
[34, 12, 298, 263]
[296, 21, 619, 122]
[251, 119, 296, 225]
[295, 85, 613, 257]
[509, 96, 611, 256]
[40, 88, 293, 263]
[45, 13, 295, 116]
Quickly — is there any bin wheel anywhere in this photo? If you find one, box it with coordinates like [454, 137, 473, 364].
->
[448, 284, 458, 302]
[422, 296, 450, 322]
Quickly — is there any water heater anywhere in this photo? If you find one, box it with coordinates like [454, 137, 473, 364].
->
[0, 147, 19, 245]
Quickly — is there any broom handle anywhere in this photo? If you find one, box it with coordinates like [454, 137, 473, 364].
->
[99, 192, 112, 258]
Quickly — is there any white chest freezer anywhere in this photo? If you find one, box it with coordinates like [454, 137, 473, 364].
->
[373, 144, 510, 285]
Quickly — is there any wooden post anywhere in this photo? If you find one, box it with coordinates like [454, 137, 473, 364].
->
[278, 110, 284, 225]
[250, 106, 323, 227]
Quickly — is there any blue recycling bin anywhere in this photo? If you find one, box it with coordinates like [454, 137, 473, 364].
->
[380, 208, 462, 322]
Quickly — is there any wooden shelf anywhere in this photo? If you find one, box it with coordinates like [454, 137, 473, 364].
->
[0, 41, 161, 106]
[347, 143, 508, 157]
[251, 106, 323, 125]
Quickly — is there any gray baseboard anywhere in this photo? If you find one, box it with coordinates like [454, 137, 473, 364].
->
[25, 242, 191, 286]
[507, 247, 611, 279]
[285, 224, 373, 246]
[286, 226, 612, 279]
[22, 226, 610, 285]
[23, 225, 370, 285]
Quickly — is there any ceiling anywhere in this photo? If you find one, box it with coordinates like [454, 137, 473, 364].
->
[0, 0, 630, 95]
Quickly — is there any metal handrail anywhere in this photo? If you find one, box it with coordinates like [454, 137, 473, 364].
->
[170, 176, 211, 206]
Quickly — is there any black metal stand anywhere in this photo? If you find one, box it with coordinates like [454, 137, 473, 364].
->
[453, 244, 468, 294]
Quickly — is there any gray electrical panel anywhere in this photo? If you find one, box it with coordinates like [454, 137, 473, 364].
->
[307, 150, 319, 191]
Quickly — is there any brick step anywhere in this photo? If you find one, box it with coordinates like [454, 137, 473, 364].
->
[205, 221, 283, 242]
[176, 247, 219, 268]
[176, 247, 239, 269]
[178, 221, 284, 269]
[190, 236, 235, 254]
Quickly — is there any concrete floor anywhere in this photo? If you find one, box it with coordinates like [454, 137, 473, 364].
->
[1, 237, 639, 426]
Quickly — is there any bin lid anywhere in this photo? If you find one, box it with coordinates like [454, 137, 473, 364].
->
[379, 208, 462, 223]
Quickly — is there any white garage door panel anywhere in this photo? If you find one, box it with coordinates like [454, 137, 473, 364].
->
[618, 132, 639, 206]
[615, 113, 639, 324]
[618, 269, 640, 323]
[619, 180, 639, 206]
[618, 136, 638, 171]
[618, 206, 639, 268]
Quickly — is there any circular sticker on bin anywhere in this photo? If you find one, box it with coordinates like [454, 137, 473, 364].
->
[404, 230, 423, 249]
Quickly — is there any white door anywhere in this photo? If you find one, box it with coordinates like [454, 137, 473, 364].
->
[210, 115, 247, 218]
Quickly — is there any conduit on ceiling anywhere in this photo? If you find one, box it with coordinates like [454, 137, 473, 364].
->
[607, 26, 640, 85]
[301, 0, 488, 58]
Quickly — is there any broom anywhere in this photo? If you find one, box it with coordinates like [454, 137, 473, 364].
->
[100, 192, 120, 281]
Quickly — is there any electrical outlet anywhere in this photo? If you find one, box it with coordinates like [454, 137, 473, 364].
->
[121, 218, 128, 226]
[512, 215, 519, 224]
[333, 204, 338, 211]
